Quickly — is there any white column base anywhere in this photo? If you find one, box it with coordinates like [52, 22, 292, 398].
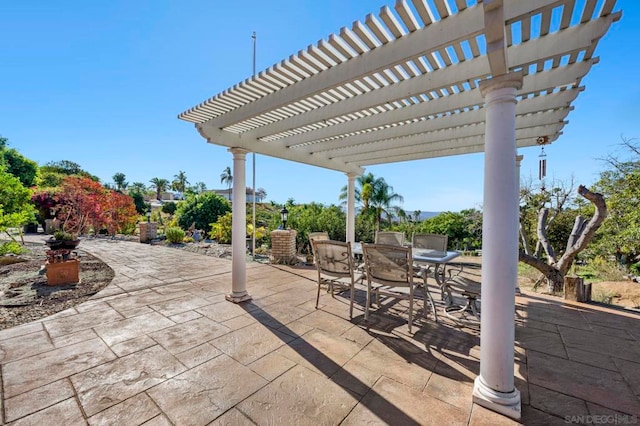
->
[225, 292, 252, 303]
[472, 376, 521, 420]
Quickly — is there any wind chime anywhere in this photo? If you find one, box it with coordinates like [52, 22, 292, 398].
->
[537, 136, 549, 192]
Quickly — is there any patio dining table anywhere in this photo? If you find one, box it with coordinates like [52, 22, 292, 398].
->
[352, 242, 482, 327]
[351, 242, 461, 288]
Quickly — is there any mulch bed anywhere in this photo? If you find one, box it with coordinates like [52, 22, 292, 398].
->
[0, 242, 114, 330]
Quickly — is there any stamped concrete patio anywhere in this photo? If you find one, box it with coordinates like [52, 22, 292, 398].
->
[1, 239, 639, 425]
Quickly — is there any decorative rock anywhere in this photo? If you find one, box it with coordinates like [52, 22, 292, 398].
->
[0, 254, 27, 266]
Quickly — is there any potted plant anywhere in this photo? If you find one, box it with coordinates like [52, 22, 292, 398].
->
[45, 230, 80, 250]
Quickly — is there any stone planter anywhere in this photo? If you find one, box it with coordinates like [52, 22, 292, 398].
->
[44, 219, 55, 234]
[46, 259, 80, 286]
[139, 222, 158, 243]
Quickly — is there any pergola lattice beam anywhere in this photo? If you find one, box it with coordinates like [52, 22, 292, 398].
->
[182, 0, 619, 176]
[192, 0, 564, 130]
[262, 60, 592, 150]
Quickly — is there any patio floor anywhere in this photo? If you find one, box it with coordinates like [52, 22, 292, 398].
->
[1, 239, 639, 425]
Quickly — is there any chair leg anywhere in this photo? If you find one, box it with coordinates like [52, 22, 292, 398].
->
[315, 280, 321, 309]
[365, 282, 371, 321]
[421, 277, 436, 322]
[408, 291, 414, 334]
[349, 281, 354, 319]
[427, 289, 438, 323]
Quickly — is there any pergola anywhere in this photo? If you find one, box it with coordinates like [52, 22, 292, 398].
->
[178, 0, 619, 419]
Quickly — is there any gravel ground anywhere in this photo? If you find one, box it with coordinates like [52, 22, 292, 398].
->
[0, 242, 115, 330]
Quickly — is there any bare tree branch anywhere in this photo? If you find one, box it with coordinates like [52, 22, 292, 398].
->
[537, 208, 557, 264]
[565, 215, 586, 253]
[557, 185, 607, 275]
[621, 136, 639, 156]
[519, 218, 532, 255]
[597, 136, 639, 173]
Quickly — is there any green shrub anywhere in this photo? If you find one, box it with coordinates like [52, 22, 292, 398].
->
[130, 192, 150, 215]
[210, 212, 233, 244]
[161, 202, 177, 215]
[271, 202, 346, 252]
[211, 212, 268, 245]
[577, 256, 624, 281]
[0, 241, 26, 255]
[176, 193, 230, 235]
[355, 212, 375, 243]
[165, 227, 185, 244]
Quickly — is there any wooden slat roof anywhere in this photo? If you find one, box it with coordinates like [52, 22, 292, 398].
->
[179, 0, 620, 174]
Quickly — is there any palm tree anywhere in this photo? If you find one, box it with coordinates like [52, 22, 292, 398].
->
[339, 172, 403, 230]
[220, 166, 232, 200]
[255, 187, 267, 202]
[194, 181, 207, 193]
[395, 207, 407, 223]
[129, 182, 147, 194]
[413, 210, 422, 222]
[172, 170, 189, 193]
[339, 172, 376, 212]
[112, 172, 128, 192]
[149, 177, 169, 200]
[370, 179, 404, 230]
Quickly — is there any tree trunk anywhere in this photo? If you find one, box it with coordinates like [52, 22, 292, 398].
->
[519, 219, 532, 255]
[565, 215, 586, 253]
[519, 185, 607, 294]
[556, 185, 607, 276]
[519, 251, 565, 293]
[537, 208, 557, 264]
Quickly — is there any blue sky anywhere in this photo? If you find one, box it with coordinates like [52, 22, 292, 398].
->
[1, 1, 637, 213]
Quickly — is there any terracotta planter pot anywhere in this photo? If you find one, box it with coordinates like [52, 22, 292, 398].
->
[45, 259, 80, 286]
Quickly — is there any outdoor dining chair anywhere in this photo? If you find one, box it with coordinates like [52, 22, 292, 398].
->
[442, 275, 481, 328]
[308, 231, 330, 263]
[312, 239, 358, 319]
[412, 233, 450, 297]
[361, 243, 438, 333]
[411, 233, 448, 251]
[374, 231, 405, 246]
[308, 231, 329, 243]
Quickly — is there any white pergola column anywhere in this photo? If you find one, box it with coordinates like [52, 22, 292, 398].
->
[346, 173, 356, 243]
[226, 147, 252, 304]
[515, 154, 523, 295]
[473, 72, 522, 420]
